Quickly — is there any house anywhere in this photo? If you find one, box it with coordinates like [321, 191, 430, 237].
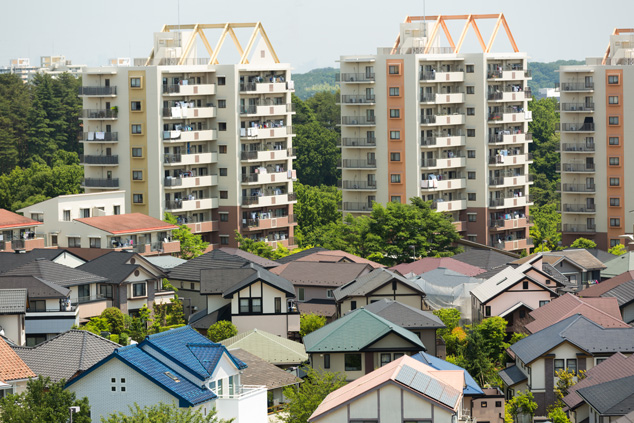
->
[308, 355, 464, 423]
[77, 251, 174, 316]
[580, 271, 634, 324]
[601, 252, 634, 279]
[65, 326, 267, 423]
[0, 337, 36, 398]
[220, 328, 308, 368]
[500, 314, 634, 415]
[563, 353, 634, 423]
[576, 376, 634, 423]
[451, 248, 516, 271]
[0, 208, 44, 252]
[304, 308, 426, 381]
[391, 257, 486, 278]
[275, 247, 385, 268]
[0, 288, 27, 345]
[333, 268, 427, 317]
[0, 248, 86, 269]
[470, 255, 566, 333]
[363, 299, 446, 357]
[12, 329, 119, 382]
[524, 293, 628, 334]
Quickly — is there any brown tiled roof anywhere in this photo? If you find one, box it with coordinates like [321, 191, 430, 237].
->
[218, 247, 279, 268]
[512, 250, 606, 270]
[294, 250, 385, 268]
[271, 261, 372, 286]
[297, 300, 337, 318]
[580, 271, 634, 298]
[228, 348, 300, 390]
[0, 337, 36, 382]
[390, 257, 486, 277]
[526, 293, 628, 333]
[0, 209, 42, 230]
[75, 213, 177, 235]
[62, 247, 113, 261]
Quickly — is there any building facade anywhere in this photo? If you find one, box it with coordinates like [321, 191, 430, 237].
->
[337, 15, 533, 253]
[558, 29, 634, 250]
[79, 23, 297, 249]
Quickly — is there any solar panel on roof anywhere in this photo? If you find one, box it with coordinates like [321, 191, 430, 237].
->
[439, 388, 460, 406]
[410, 372, 433, 395]
[424, 378, 446, 402]
[395, 364, 418, 386]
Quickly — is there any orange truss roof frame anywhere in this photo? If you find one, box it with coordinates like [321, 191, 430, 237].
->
[602, 28, 634, 65]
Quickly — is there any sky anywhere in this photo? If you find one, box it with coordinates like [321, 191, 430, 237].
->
[2, 0, 634, 73]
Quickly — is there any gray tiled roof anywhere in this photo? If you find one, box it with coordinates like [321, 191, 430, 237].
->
[499, 365, 528, 387]
[228, 348, 300, 390]
[188, 304, 231, 330]
[0, 249, 82, 274]
[0, 289, 27, 314]
[362, 299, 445, 329]
[0, 275, 70, 299]
[77, 251, 164, 285]
[275, 247, 329, 264]
[4, 259, 107, 287]
[542, 263, 572, 286]
[576, 375, 634, 415]
[218, 248, 280, 268]
[333, 268, 425, 301]
[602, 279, 634, 307]
[168, 250, 252, 282]
[12, 330, 119, 382]
[451, 248, 514, 271]
[218, 264, 296, 298]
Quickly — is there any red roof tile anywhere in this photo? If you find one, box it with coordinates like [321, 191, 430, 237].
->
[390, 257, 486, 277]
[75, 213, 177, 235]
[0, 209, 42, 230]
[0, 337, 36, 382]
[580, 271, 634, 298]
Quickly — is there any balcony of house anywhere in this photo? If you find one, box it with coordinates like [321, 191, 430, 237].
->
[162, 81, 216, 96]
[163, 128, 217, 143]
[336, 73, 376, 83]
[78, 86, 117, 97]
[338, 159, 377, 169]
[0, 235, 46, 252]
[76, 295, 113, 320]
[339, 180, 377, 191]
[487, 87, 531, 102]
[241, 169, 295, 185]
[561, 223, 597, 233]
[489, 151, 532, 167]
[337, 137, 377, 148]
[421, 132, 465, 148]
[492, 237, 533, 251]
[421, 176, 466, 191]
[556, 183, 596, 193]
[431, 198, 467, 213]
[240, 124, 293, 140]
[340, 202, 374, 212]
[165, 197, 218, 212]
[80, 155, 119, 166]
[422, 113, 465, 126]
[79, 131, 118, 143]
[163, 151, 218, 166]
[434, 92, 466, 104]
[559, 122, 595, 133]
[560, 142, 595, 153]
[80, 109, 118, 120]
[184, 220, 219, 234]
[241, 213, 297, 231]
[488, 131, 532, 145]
[337, 94, 376, 105]
[489, 215, 533, 232]
[560, 203, 596, 214]
[487, 69, 530, 81]
[240, 103, 294, 117]
[162, 104, 216, 119]
[488, 107, 531, 123]
[242, 191, 295, 208]
[240, 146, 293, 162]
[489, 173, 534, 187]
[239, 76, 292, 93]
[419, 70, 465, 82]
[556, 163, 595, 173]
[81, 178, 119, 188]
[489, 194, 532, 209]
[558, 82, 594, 92]
[164, 174, 217, 190]
[340, 116, 376, 126]
[560, 102, 595, 113]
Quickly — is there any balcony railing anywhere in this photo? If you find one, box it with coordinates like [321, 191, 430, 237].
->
[77, 294, 109, 304]
[338, 159, 377, 169]
[164, 153, 182, 164]
[557, 183, 595, 193]
[80, 155, 119, 165]
[337, 137, 376, 147]
[421, 159, 437, 167]
[421, 116, 437, 124]
[81, 109, 118, 119]
[560, 103, 595, 112]
[340, 116, 376, 125]
[79, 86, 117, 96]
[338, 94, 376, 103]
[82, 178, 119, 188]
[340, 202, 373, 212]
[288, 192, 297, 201]
[339, 180, 377, 190]
[79, 132, 118, 142]
[561, 143, 595, 152]
[336, 73, 376, 83]
[557, 163, 595, 172]
[560, 122, 595, 131]
[561, 204, 596, 213]
[164, 177, 183, 187]
[558, 82, 594, 91]
[562, 223, 596, 232]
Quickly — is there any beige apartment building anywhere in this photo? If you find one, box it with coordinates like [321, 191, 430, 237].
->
[558, 29, 634, 250]
[338, 15, 534, 253]
[79, 23, 297, 249]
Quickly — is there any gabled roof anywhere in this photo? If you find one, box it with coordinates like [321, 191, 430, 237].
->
[333, 268, 425, 302]
[0, 337, 36, 382]
[275, 247, 329, 264]
[451, 248, 514, 271]
[362, 299, 445, 329]
[13, 329, 119, 382]
[587, 249, 618, 265]
[563, 353, 634, 411]
[276, 248, 385, 269]
[498, 365, 528, 387]
[542, 263, 573, 287]
[509, 315, 634, 365]
[309, 355, 464, 421]
[415, 267, 484, 289]
[74, 213, 177, 235]
[145, 255, 187, 271]
[220, 328, 308, 365]
[391, 257, 486, 277]
[2, 259, 108, 287]
[0, 209, 42, 230]
[526, 294, 627, 333]
[229, 348, 301, 390]
[581, 271, 634, 298]
[297, 299, 337, 318]
[512, 249, 606, 271]
[411, 351, 483, 396]
[576, 375, 634, 416]
[0, 275, 69, 299]
[199, 263, 295, 298]
[303, 308, 425, 353]
[218, 247, 279, 268]
[0, 288, 27, 314]
[168, 249, 256, 282]
[77, 251, 165, 284]
[602, 252, 634, 279]
[270, 261, 372, 287]
[0, 249, 85, 274]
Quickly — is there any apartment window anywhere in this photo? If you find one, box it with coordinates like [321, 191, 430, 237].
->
[132, 171, 143, 181]
[390, 109, 400, 118]
[218, 122, 227, 131]
[218, 99, 226, 108]
[485, 306, 491, 317]
[466, 86, 475, 94]
[131, 147, 143, 157]
[467, 108, 475, 116]
[220, 235, 229, 245]
[219, 145, 227, 154]
[388, 65, 400, 75]
[345, 353, 362, 371]
[466, 64, 474, 73]
[68, 237, 81, 248]
[239, 298, 262, 314]
[608, 136, 619, 145]
[217, 76, 226, 85]
[608, 75, 619, 84]
[554, 359, 565, 373]
[132, 282, 146, 298]
[298, 287, 305, 301]
[610, 239, 621, 248]
[609, 157, 620, 166]
[220, 213, 229, 222]
[390, 152, 401, 162]
[63, 210, 71, 221]
[89, 237, 101, 248]
[219, 168, 228, 176]
[389, 87, 400, 96]
[133, 193, 144, 204]
[468, 214, 477, 222]
[391, 174, 401, 183]
[51, 235, 58, 246]
[468, 172, 476, 180]
[523, 281, 529, 289]
[539, 300, 550, 307]
[467, 129, 476, 137]
[610, 177, 620, 186]
[610, 198, 621, 207]
[113, 205, 120, 215]
[130, 77, 141, 88]
[468, 193, 476, 201]
[324, 354, 331, 369]
[610, 218, 621, 227]
[220, 191, 228, 199]
[567, 359, 577, 374]
[131, 124, 142, 134]
[391, 196, 401, 203]
[390, 131, 401, 140]
[468, 150, 476, 158]
[609, 116, 619, 125]
[80, 208, 90, 218]
[130, 101, 142, 111]
[100, 284, 113, 299]
[381, 353, 392, 367]
[609, 96, 619, 104]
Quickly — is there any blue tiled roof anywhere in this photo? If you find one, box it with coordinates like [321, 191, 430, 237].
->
[411, 351, 484, 396]
[188, 343, 247, 375]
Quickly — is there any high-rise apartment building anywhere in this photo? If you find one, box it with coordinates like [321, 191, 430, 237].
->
[558, 29, 634, 250]
[337, 15, 533, 253]
[79, 23, 297, 249]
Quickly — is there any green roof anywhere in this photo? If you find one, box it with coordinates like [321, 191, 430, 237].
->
[603, 252, 634, 278]
[303, 308, 426, 353]
[220, 328, 308, 365]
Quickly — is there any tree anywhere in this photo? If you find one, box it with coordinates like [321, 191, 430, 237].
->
[476, 317, 508, 364]
[166, 296, 186, 326]
[164, 212, 209, 259]
[433, 308, 461, 340]
[101, 307, 125, 335]
[282, 366, 347, 423]
[305, 90, 339, 131]
[528, 97, 561, 207]
[554, 369, 586, 405]
[294, 183, 341, 246]
[456, 327, 496, 386]
[207, 321, 238, 342]
[609, 243, 627, 256]
[0, 375, 90, 423]
[101, 402, 232, 423]
[570, 237, 597, 249]
[530, 203, 561, 252]
[507, 390, 538, 421]
[548, 407, 571, 423]
[300, 313, 326, 337]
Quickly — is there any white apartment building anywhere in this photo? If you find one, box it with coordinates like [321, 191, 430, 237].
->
[79, 23, 297, 250]
[338, 15, 533, 253]
[558, 29, 634, 250]
[0, 56, 85, 83]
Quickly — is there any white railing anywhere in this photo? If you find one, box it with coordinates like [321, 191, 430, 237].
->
[215, 385, 266, 400]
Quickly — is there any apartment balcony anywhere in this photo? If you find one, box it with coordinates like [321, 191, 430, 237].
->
[241, 170, 295, 185]
[162, 83, 216, 96]
[493, 237, 533, 251]
[337, 137, 376, 148]
[488, 132, 532, 145]
[165, 197, 218, 212]
[80, 155, 119, 165]
[80, 109, 118, 120]
[561, 142, 595, 153]
[241, 215, 297, 231]
[421, 134, 466, 148]
[420, 71, 465, 82]
[340, 116, 376, 126]
[78, 86, 117, 96]
[435, 93, 465, 104]
[162, 106, 216, 119]
[338, 159, 376, 169]
[487, 69, 530, 81]
[489, 153, 532, 166]
[421, 114, 465, 126]
[241, 193, 295, 208]
[488, 110, 531, 123]
[163, 151, 218, 166]
[336, 73, 375, 83]
[184, 220, 219, 234]
[489, 174, 534, 187]
[239, 81, 292, 93]
[560, 103, 595, 112]
[561, 204, 596, 214]
[489, 195, 532, 209]
[556, 163, 595, 173]
[3, 237, 46, 252]
[453, 221, 467, 232]
[163, 129, 217, 142]
[421, 157, 466, 170]
[489, 216, 533, 232]
[339, 180, 377, 190]
[421, 177, 466, 191]
[340, 202, 373, 212]
[240, 126, 293, 139]
[79, 131, 118, 143]
[240, 148, 292, 162]
[81, 178, 119, 188]
[559, 123, 595, 132]
[337, 94, 376, 105]
[558, 82, 594, 92]
[431, 198, 467, 212]
[240, 104, 293, 116]
[164, 175, 217, 190]
[487, 90, 531, 102]
[561, 223, 596, 233]
[556, 183, 596, 193]
[134, 240, 181, 256]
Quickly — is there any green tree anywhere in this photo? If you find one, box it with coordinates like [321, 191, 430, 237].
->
[166, 296, 186, 326]
[609, 243, 627, 256]
[528, 97, 561, 206]
[0, 74, 29, 174]
[507, 390, 538, 421]
[554, 369, 586, 405]
[164, 212, 209, 259]
[570, 237, 597, 249]
[476, 317, 508, 363]
[101, 307, 125, 335]
[305, 90, 339, 131]
[300, 313, 326, 337]
[294, 183, 341, 246]
[0, 375, 90, 423]
[548, 407, 571, 423]
[433, 308, 461, 340]
[207, 320, 238, 342]
[530, 203, 562, 251]
[282, 366, 347, 423]
[456, 327, 496, 386]
[101, 402, 231, 423]
[79, 317, 111, 335]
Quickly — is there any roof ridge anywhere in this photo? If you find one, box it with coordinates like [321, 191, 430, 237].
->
[259, 329, 301, 352]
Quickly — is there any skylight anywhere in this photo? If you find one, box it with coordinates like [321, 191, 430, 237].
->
[165, 372, 180, 382]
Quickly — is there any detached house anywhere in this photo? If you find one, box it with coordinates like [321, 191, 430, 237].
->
[0, 289, 27, 345]
[580, 271, 634, 324]
[0, 337, 36, 398]
[0, 209, 44, 252]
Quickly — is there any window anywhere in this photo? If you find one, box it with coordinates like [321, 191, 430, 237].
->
[389, 87, 400, 96]
[610, 177, 620, 186]
[523, 281, 529, 289]
[132, 171, 143, 180]
[324, 354, 330, 369]
[608, 75, 619, 84]
[391, 196, 401, 203]
[344, 354, 362, 371]
[609, 116, 619, 125]
[220, 213, 229, 222]
[218, 100, 226, 108]
[481, 402, 488, 408]
[390, 152, 401, 162]
[113, 205, 120, 215]
[610, 239, 620, 248]
[468, 193, 476, 201]
[298, 287, 305, 301]
[609, 137, 620, 145]
[220, 236, 229, 245]
[63, 210, 71, 221]
[29, 300, 46, 312]
[610, 198, 620, 207]
[130, 77, 141, 88]
[133, 194, 143, 204]
[327, 289, 334, 298]
[100, 284, 113, 299]
[610, 218, 621, 227]
[80, 208, 90, 218]
[390, 131, 401, 140]
[216, 76, 226, 86]
[220, 191, 228, 199]
[467, 129, 476, 137]
[567, 359, 577, 374]
[131, 101, 142, 111]
[218, 122, 227, 131]
[275, 297, 281, 314]
[391, 174, 401, 183]
[89, 238, 101, 248]
[51, 235, 58, 246]
[133, 282, 146, 297]
[31, 213, 43, 222]
[381, 353, 392, 366]
[131, 147, 143, 157]
[468, 150, 476, 158]
[596, 358, 607, 365]
[68, 237, 81, 248]
[485, 306, 491, 317]
[466, 64, 474, 73]
[468, 172, 476, 180]
[466, 86, 475, 94]
[539, 300, 550, 307]
[239, 298, 262, 314]
[219, 168, 228, 176]
[219, 145, 227, 154]
[468, 214, 477, 222]
[131, 124, 142, 134]
[467, 107, 475, 116]
[609, 96, 619, 105]
[609, 157, 620, 166]
[388, 65, 400, 75]
[554, 359, 565, 373]
[390, 109, 400, 118]
[351, 300, 357, 310]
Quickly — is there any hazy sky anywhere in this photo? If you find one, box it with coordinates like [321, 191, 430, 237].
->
[2, 0, 633, 73]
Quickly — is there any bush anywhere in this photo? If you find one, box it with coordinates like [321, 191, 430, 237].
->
[207, 321, 238, 342]
[300, 313, 326, 337]
[119, 333, 129, 346]
[109, 334, 120, 344]
[101, 307, 125, 335]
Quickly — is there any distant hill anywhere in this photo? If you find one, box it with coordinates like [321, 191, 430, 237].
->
[292, 67, 338, 99]
[528, 60, 584, 94]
